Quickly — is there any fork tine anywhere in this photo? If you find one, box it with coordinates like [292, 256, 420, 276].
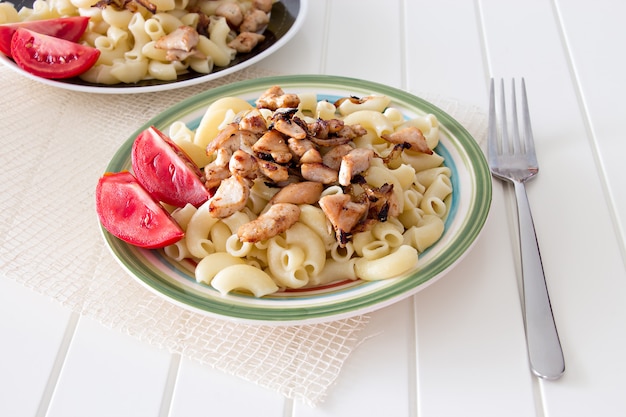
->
[499, 79, 510, 155]
[521, 78, 537, 162]
[510, 79, 521, 154]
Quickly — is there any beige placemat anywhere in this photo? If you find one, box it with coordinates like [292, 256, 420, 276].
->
[0, 64, 487, 406]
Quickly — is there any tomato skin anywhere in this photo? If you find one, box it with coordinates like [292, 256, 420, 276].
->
[96, 171, 184, 249]
[0, 16, 90, 57]
[10, 28, 100, 79]
[132, 126, 210, 208]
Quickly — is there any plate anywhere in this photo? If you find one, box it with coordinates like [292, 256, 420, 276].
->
[101, 75, 492, 324]
[0, 0, 305, 94]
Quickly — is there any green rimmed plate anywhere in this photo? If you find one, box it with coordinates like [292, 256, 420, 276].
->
[100, 75, 492, 324]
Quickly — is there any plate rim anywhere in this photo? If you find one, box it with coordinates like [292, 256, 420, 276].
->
[0, 0, 307, 94]
[101, 74, 493, 324]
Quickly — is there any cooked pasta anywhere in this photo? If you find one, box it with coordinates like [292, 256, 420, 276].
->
[0, 0, 273, 85]
[157, 87, 453, 297]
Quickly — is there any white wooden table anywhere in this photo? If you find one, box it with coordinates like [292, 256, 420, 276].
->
[2, 1, 626, 416]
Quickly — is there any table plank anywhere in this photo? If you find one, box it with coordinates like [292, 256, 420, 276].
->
[169, 357, 286, 416]
[45, 316, 172, 417]
[0, 278, 74, 417]
[556, 0, 626, 249]
[295, 299, 416, 417]
[480, 1, 626, 416]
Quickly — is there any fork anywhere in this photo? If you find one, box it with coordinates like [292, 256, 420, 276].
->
[488, 78, 565, 380]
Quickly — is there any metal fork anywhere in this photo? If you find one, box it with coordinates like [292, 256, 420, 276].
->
[488, 78, 565, 380]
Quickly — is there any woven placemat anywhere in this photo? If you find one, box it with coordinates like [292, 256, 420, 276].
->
[0, 64, 486, 406]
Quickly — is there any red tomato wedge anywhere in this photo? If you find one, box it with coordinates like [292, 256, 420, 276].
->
[96, 171, 184, 249]
[0, 16, 89, 57]
[132, 126, 210, 208]
[10, 28, 100, 79]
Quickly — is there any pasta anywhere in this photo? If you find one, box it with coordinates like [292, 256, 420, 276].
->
[152, 87, 455, 297]
[0, 0, 273, 85]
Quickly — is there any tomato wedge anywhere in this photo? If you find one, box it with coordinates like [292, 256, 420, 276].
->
[96, 171, 184, 249]
[10, 28, 100, 79]
[132, 126, 210, 208]
[0, 16, 89, 57]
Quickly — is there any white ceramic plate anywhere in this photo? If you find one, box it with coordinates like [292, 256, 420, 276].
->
[0, 0, 305, 94]
[100, 75, 492, 324]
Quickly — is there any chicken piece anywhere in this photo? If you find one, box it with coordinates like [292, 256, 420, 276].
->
[273, 117, 308, 139]
[269, 181, 324, 205]
[308, 118, 366, 146]
[257, 159, 289, 183]
[336, 123, 367, 140]
[230, 130, 257, 156]
[322, 143, 353, 170]
[287, 137, 315, 159]
[237, 203, 301, 243]
[382, 126, 432, 154]
[299, 148, 322, 164]
[319, 193, 369, 247]
[256, 86, 300, 110]
[215, 2, 243, 27]
[338, 148, 374, 186]
[204, 148, 232, 189]
[238, 109, 268, 135]
[308, 134, 354, 147]
[271, 110, 307, 139]
[300, 162, 338, 184]
[229, 149, 259, 179]
[155, 26, 204, 61]
[208, 175, 249, 218]
[252, 129, 292, 164]
[240, 8, 270, 33]
[206, 123, 239, 156]
[327, 119, 346, 134]
[307, 119, 330, 139]
[228, 31, 265, 53]
[253, 0, 273, 13]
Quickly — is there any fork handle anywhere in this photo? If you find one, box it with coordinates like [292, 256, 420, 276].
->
[513, 181, 565, 379]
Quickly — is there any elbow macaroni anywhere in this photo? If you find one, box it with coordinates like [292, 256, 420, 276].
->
[159, 90, 453, 297]
[1, 1, 271, 85]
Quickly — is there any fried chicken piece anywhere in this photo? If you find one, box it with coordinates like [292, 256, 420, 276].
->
[255, 86, 300, 110]
[155, 26, 204, 61]
[256, 159, 289, 182]
[228, 32, 266, 53]
[229, 149, 260, 179]
[319, 193, 369, 247]
[271, 109, 308, 139]
[215, 2, 243, 27]
[204, 148, 232, 189]
[300, 162, 338, 184]
[338, 148, 374, 186]
[206, 123, 239, 156]
[287, 137, 315, 160]
[240, 8, 270, 33]
[238, 109, 268, 135]
[253, 0, 273, 13]
[269, 181, 324, 205]
[322, 143, 353, 171]
[382, 126, 433, 154]
[208, 175, 250, 218]
[299, 148, 323, 164]
[237, 203, 301, 243]
[252, 129, 292, 164]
